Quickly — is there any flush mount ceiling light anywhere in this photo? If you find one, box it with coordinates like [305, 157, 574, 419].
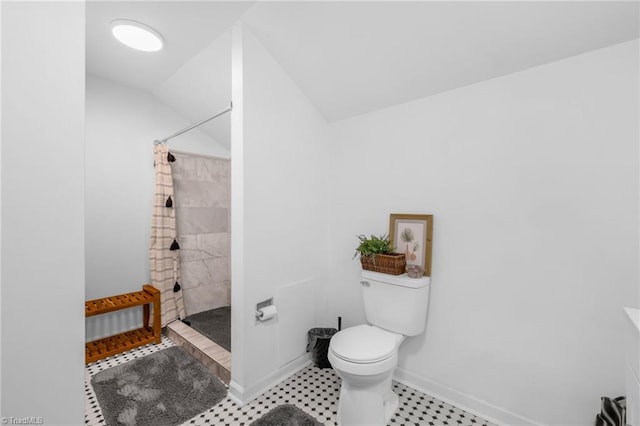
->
[111, 19, 164, 52]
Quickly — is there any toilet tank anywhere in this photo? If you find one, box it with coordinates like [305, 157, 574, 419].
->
[361, 270, 430, 336]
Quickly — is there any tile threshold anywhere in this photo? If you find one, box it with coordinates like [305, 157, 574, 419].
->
[165, 320, 231, 384]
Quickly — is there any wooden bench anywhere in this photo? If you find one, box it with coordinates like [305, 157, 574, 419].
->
[85, 284, 161, 363]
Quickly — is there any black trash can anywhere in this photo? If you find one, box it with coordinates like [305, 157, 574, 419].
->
[306, 328, 338, 368]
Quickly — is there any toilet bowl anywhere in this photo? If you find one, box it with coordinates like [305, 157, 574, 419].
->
[329, 324, 405, 426]
[328, 271, 431, 426]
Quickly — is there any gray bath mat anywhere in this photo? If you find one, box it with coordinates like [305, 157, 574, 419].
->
[184, 306, 231, 351]
[250, 404, 323, 426]
[91, 346, 227, 426]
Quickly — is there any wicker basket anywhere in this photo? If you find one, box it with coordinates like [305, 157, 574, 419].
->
[360, 253, 406, 275]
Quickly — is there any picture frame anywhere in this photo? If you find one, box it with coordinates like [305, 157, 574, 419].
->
[389, 214, 433, 277]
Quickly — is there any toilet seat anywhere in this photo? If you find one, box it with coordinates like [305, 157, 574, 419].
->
[330, 325, 400, 364]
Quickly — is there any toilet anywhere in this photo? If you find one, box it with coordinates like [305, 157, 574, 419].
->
[328, 270, 430, 426]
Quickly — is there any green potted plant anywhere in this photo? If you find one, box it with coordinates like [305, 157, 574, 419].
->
[354, 234, 406, 275]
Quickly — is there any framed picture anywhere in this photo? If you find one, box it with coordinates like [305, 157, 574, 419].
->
[389, 214, 433, 277]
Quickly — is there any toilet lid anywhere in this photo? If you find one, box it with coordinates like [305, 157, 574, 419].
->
[330, 325, 399, 364]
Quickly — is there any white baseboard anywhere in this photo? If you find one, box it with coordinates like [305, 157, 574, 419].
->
[229, 353, 312, 406]
[393, 367, 544, 426]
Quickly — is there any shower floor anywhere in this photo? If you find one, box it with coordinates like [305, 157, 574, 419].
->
[184, 306, 231, 352]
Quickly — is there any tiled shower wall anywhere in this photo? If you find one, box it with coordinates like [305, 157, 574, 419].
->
[171, 151, 231, 316]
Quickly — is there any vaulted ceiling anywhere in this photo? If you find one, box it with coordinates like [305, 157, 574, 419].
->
[86, 1, 640, 149]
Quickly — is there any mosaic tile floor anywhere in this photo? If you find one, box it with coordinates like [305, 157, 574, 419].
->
[85, 336, 496, 426]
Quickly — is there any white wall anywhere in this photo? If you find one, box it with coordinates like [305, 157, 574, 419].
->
[85, 76, 228, 340]
[327, 40, 639, 425]
[1, 0, 4, 415]
[1, 2, 85, 423]
[154, 30, 232, 149]
[230, 25, 331, 402]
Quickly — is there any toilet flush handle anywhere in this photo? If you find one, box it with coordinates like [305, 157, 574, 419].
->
[360, 280, 370, 287]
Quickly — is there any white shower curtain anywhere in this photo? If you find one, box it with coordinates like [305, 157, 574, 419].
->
[150, 143, 185, 326]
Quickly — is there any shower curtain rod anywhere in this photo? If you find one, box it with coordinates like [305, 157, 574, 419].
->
[155, 103, 232, 144]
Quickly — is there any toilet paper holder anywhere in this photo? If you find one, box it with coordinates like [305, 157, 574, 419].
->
[255, 298, 276, 321]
